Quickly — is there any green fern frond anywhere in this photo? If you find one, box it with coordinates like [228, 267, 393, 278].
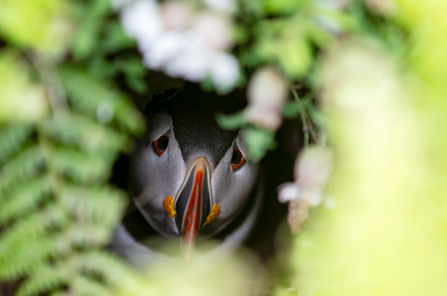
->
[0, 145, 44, 194]
[0, 3, 150, 294]
[39, 114, 129, 153]
[0, 206, 68, 263]
[71, 252, 158, 296]
[72, 275, 113, 296]
[49, 148, 112, 184]
[0, 174, 51, 224]
[15, 264, 68, 296]
[63, 223, 111, 247]
[59, 68, 144, 135]
[71, 251, 135, 286]
[0, 236, 60, 280]
[60, 185, 126, 226]
[0, 123, 33, 165]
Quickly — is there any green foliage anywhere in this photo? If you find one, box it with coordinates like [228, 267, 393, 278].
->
[0, 146, 45, 194]
[0, 51, 49, 123]
[0, 124, 33, 164]
[59, 69, 144, 135]
[242, 127, 277, 161]
[0, 1, 149, 295]
[215, 111, 248, 130]
[221, 0, 358, 159]
[0, 0, 72, 53]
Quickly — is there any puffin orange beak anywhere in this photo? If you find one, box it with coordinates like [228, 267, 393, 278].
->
[175, 157, 212, 264]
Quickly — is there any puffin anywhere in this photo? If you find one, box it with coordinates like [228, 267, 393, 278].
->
[111, 83, 267, 265]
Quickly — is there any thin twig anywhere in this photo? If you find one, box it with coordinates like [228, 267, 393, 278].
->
[291, 89, 319, 147]
[304, 112, 319, 142]
[299, 112, 310, 148]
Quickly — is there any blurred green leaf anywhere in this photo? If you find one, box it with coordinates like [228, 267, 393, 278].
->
[39, 114, 129, 153]
[60, 185, 126, 227]
[72, 0, 111, 60]
[59, 68, 145, 135]
[15, 264, 68, 296]
[0, 174, 51, 225]
[279, 37, 312, 78]
[0, 0, 72, 53]
[0, 123, 33, 165]
[72, 18, 102, 61]
[88, 55, 118, 78]
[102, 21, 136, 52]
[0, 146, 45, 194]
[263, 0, 304, 14]
[216, 111, 248, 130]
[242, 127, 277, 161]
[0, 51, 49, 122]
[282, 98, 308, 118]
[49, 148, 114, 184]
[120, 58, 148, 94]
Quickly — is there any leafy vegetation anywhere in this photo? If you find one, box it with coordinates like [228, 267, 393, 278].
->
[0, 1, 153, 295]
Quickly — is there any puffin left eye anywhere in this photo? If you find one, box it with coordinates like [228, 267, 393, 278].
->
[231, 144, 245, 171]
[153, 134, 169, 156]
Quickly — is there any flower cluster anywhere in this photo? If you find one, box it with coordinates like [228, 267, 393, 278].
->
[113, 0, 240, 92]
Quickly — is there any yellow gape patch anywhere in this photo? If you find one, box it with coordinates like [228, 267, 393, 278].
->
[163, 196, 176, 218]
[205, 204, 220, 224]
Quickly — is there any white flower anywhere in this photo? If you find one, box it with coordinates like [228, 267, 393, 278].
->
[278, 146, 334, 234]
[116, 0, 240, 91]
[245, 107, 282, 130]
[192, 13, 233, 51]
[160, 1, 194, 31]
[245, 68, 288, 130]
[277, 182, 301, 203]
[277, 183, 323, 206]
[143, 32, 183, 69]
[277, 146, 334, 206]
[121, 0, 162, 45]
[294, 146, 334, 191]
[210, 53, 240, 91]
[247, 68, 288, 111]
[165, 39, 213, 82]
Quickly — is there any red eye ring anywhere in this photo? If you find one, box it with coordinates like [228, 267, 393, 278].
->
[153, 134, 169, 156]
[231, 146, 245, 171]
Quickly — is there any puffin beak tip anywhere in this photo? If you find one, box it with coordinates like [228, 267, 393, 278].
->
[175, 158, 211, 264]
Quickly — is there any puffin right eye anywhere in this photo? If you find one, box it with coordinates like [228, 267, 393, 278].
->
[153, 135, 169, 156]
[231, 144, 245, 171]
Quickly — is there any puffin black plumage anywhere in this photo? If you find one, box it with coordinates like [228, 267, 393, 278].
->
[111, 83, 267, 265]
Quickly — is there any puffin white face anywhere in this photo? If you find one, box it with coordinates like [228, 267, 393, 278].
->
[128, 111, 259, 258]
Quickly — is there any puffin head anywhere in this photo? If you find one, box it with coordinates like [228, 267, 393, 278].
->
[128, 84, 260, 261]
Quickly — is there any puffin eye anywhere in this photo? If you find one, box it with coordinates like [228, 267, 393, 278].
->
[231, 145, 245, 171]
[153, 134, 169, 156]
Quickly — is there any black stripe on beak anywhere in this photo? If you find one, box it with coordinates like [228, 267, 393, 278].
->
[174, 157, 211, 236]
